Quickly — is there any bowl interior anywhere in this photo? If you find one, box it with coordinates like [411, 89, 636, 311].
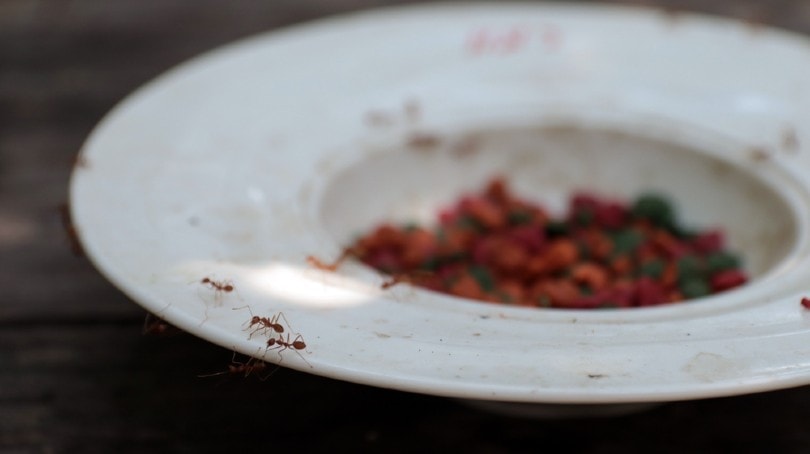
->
[319, 124, 798, 287]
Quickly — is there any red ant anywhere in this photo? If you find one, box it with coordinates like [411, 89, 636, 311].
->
[201, 277, 234, 293]
[266, 333, 311, 368]
[198, 351, 273, 380]
[306, 254, 345, 272]
[306, 246, 362, 272]
[234, 306, 286, 338]
[248, 312, 285, 336]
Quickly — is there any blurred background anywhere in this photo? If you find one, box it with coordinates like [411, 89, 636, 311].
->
[3, 1, 810, 452]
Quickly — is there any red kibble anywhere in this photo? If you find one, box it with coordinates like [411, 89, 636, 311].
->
[595, 202, 628, 230]
[691, 230, 725, 254]
[438, 207, 459, 225]
[710, 269, 747, 292]
[363, 250, 402, 273]
[801, 297, 810, 309]
[635, 277, 667, 307]
[507, 226, 546, 253]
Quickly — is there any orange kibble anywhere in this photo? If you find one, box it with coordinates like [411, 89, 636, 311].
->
[448, 274, 484, 300]
[375, 224, 403, 243]
[651, 229, 684, 257]
[439, 227, 475, 253]
[666, 290, 684, 303]
[542, 239, 579, 272]
[581, 229, 613, 261]
[660, 261, 678, 288]
[571, 262, 609, 291]
[497, 279, 526, 304]
[401, 229, 437, 267]
[525, 255, 550, 276]
[359, 224, 404, 251]
[464, 197, 507, 230]
[610, 255, 633, 276]
[531, 279, 580, 307]
[490, 240, 530, 273]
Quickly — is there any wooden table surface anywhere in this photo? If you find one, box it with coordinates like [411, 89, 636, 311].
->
[4, 1, 810, 452]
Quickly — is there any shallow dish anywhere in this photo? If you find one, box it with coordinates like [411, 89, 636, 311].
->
[71, 2, 810, 406]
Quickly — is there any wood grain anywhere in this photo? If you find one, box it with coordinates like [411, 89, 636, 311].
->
[3, 1, 810, 452]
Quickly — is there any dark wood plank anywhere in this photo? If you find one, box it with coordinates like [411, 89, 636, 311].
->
[3, 0, 810, 452]
[3, 324, 810, 453]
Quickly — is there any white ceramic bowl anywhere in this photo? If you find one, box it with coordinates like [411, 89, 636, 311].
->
[71, 3, 810, 411]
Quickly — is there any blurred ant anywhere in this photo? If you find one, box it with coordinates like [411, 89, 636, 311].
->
[199, 276, 240, 304]
[201, 276, 234, 293]
[306, 246, 362, 272]
[58, 202, 84, 257]
[72, 153, 90, 169]
[142, 312, 182, 337]
[783, 127, 800, 152]
[198, 351, 273, 380]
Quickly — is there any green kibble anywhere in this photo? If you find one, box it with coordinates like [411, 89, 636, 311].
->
[632, 194, 676, 228]
[436, 229, 448, 244]
[672, 226, 698, 239]
[507, 210, 533, 225]
[468, 265, 495, 292]
[706, 251, 741, 273]
[545, 220, 569, 237]
[680, 278, 711, 299]
[638, 260, 665, 278]
[419, 257, 440, 271]
[455, 215, 483, 231]
[611, 229, 644, 255]
[677, 255, 704, 279]
[574, 208, 594, 226]
[447, 251, 468, 262]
